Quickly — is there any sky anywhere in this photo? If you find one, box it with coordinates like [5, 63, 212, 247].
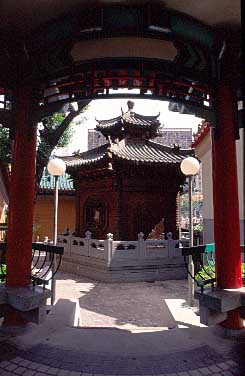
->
[56, 97, 203, 156]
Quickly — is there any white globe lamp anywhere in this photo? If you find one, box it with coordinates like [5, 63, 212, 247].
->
[180, 156, 200, 176]
[47, 158, 66, 176]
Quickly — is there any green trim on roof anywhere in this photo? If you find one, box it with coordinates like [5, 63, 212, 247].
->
[40, 168, 74, 192]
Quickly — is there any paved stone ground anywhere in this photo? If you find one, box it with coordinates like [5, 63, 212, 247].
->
[55, 274, 201, 330]
[0, 273, 245, 375]
[0, 345, 242, 376]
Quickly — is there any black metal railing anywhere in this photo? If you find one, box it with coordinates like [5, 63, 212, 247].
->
[0, 242, 6, 282]
[0, 224, 7, 242]
[182, 244, 216, 293]
[182, 244, 245, 292]
[0, 242, 64, 288]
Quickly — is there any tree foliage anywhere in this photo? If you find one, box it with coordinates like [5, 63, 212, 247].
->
[180, 193, 203, 218]
[0, 128, 11, 163]
[0, 100, 90, 191]
[37, 113, 71, 160]
[35, 102, 89, 189]
[40, 113, 73, 147]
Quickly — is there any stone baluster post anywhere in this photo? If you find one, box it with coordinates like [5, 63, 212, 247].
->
[85, 231, 92, 257]
[106, 233, 114, 266]
[167, 232, 173, 257]
[138, 232, 145, 258]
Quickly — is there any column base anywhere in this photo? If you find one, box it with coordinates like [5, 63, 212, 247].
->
[219, 309, 244, 330]
[0, 306, 29, 336]
[0, 323, 33, 337]
[2, 304, 27, 324]
[0, 286, 51, 335]
[215, 323, 245, 339]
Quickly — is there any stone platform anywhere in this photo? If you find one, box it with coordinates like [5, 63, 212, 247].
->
[58, 234, 187, 283]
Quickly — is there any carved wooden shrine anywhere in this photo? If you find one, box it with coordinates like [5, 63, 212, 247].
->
[65, 102, 192, 240]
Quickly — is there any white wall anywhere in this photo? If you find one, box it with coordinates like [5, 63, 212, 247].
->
[195, 131, 214, 243]
[195, 128, 244, 244]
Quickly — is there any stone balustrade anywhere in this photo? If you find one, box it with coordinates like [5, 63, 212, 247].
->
[57, 232, 187, 282]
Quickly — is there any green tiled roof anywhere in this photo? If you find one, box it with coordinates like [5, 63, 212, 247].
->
[39, 168, 74, 192]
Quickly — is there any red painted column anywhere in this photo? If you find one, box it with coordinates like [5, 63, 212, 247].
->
[6, 87, 37, 288]
[212, 85, 243, 329]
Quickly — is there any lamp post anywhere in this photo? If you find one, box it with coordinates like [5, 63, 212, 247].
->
[180, 156, 200, 306]
[47, 157, 66, 305]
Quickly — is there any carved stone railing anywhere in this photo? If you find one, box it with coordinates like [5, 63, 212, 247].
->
[57, 231, 184, 265]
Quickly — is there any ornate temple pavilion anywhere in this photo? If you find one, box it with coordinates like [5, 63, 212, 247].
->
[65, 102, 192, 240]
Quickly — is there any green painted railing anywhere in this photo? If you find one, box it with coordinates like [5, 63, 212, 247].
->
[182, 244, 245, 292]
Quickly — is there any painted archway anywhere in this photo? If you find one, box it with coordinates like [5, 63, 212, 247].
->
[0, 1, 242, 329]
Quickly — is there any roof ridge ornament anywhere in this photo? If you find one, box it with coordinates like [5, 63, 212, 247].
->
[127, 100, 134, 112]
[72, 149, 80, 156]
[173, 143, 180, 150]
[108, 135, 112, 146]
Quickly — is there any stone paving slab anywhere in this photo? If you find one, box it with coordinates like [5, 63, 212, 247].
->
[54, 276, 200, 330]
[0, 358, 243, 376]
[0, 342, 243, 376]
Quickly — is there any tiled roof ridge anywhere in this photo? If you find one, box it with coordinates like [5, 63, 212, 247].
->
[111, 140, 193, 164]
[64, 138, 194, 170]
[61, 143, 110, 164]
[96, 115, 122, 126]
[63, 143, 111, 170]
[122, 111, 160, 121]
[77, 142, 110, 158]
[96, 111, 160, 124]
[148, 140, 193, 155]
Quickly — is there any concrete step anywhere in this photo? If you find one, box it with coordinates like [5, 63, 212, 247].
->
[47, 298, 81, 328]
